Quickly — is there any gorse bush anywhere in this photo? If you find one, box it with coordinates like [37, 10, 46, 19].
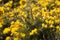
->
[0, 0, 60, 40]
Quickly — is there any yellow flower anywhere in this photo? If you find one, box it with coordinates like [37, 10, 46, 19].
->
[0, 22, 3, 28]
[35, 12, 40, 17]
[30, 28, 37, 35]
[55, 8, 60, 12]
[45, 19, 49, 24]
[56, 26, 60, 29]
[6, 7, 10, 10]
[30, 32, 33, 35]
[50, 24, 54, 28]
[55, 19, 60, 23]
[15, 20, 24, 27]
[20, 5, 26, 8]
[24, 14, 28, 18]
[0, 7, 5, 13]
[3, 28, 10, 34]
[11, 21, 15, 25]
[55, 1, 60, 6]
[20, 33, 26, 38]
[42, 2, 48, 7]
[19, 0, 27, 9]
[56, 26, 60, 31]
[48, 20, 54, 24]
[38, 0, 43, 4]
[15, 20, 20, 25]
[42, 23, 45, 27]
[4, 1, 13, 7]
[5, 36, 11, 40]
[14, 32, 19, 36]
[46, 0, 52, 2]
[9, 12, 14, 17]
[11, 27, 19, 34]
[32, 7, 39, 11]
[42, 23, 47, 28]
[14, 37, 19, 40]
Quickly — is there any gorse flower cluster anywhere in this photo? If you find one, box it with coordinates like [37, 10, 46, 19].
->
[0, 0, 60, 40]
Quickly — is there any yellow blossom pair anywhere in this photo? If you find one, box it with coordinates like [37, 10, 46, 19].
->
[30, 28, 37, 35]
